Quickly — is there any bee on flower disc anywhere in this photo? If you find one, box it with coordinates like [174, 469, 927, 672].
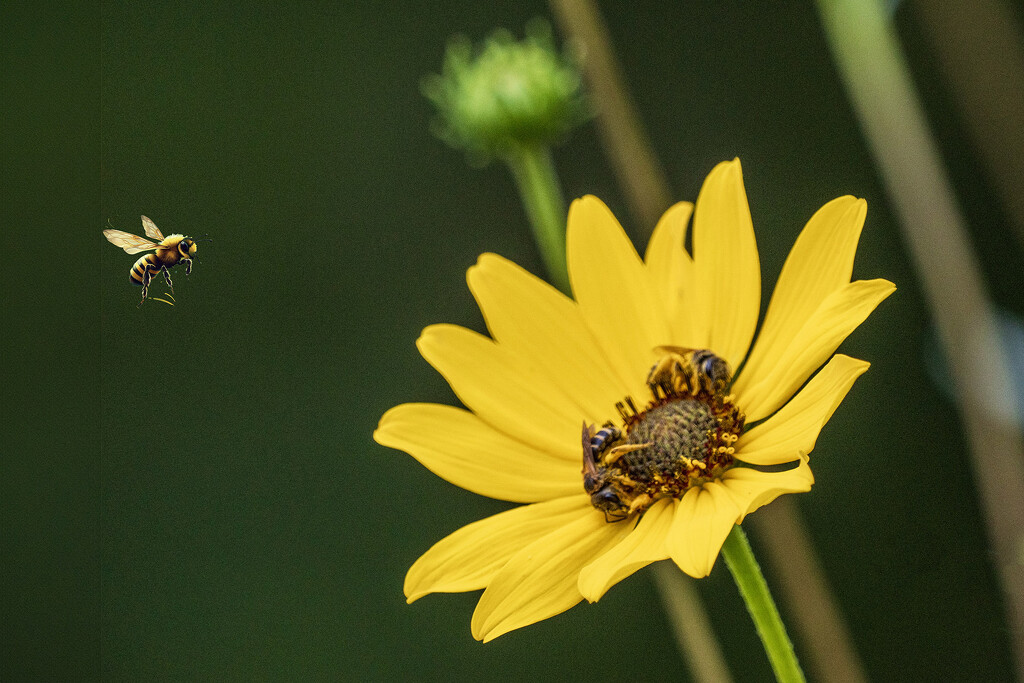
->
[103, 216, 197, 306]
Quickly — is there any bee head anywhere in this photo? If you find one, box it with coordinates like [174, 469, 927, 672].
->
[180, 238, 197, 257]
[705, 355, 730, 387]
[589, 485, 627, 517]
[691, 350, 731, 394]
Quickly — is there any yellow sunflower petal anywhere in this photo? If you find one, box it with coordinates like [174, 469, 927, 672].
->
[665, 482, 741, 578]
[470, 509, 631, 642]
[720, 457, 814, 522]
[692, 159, 760, 370]
[645, 202, 694, 280]
[374, 403, 582, 502]
[566, 195, 668, 399]
[733, 196, 866, 396]
[417, 324, 581, 460]
[735, 355, 870, 466]
[467, 253, 628, 421]
[404, 495, 590, 602]
[734, 278, 895, 422]
[644, 202, 705, 348]
[577, 497, 675, 602]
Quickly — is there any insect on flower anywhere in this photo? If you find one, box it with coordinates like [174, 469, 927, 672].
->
[582, 347, 744, 522]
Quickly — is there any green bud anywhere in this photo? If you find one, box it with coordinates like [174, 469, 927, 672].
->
[422, 20, 589, 164]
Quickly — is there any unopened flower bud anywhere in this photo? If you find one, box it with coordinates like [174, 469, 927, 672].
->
[422, 21, 588, 164]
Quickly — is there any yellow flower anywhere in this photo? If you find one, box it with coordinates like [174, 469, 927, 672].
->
[374, 158, 894, 642]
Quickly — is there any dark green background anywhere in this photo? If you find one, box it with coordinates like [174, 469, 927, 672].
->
[5, 1, 1023, 680]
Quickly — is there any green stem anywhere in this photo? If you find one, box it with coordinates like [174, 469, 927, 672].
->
[503, 144, 571, 295]
[721, 525, 805, 683]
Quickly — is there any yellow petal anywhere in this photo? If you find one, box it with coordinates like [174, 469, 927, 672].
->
[577, 497, 675, 602]
[665, 482, 741, 578]
[470, 508, 631, 641]
[644, 202, 705, 348]
[734, 278, 895, 422]
[566, 195, 669, 400]
[467, 253, 629, 422]
[734, 196, 866, 397]
[735, 355, 870, 465]
[417, 324, 581, 460]
[404, 495, 590, 602]
[692, 159, 760, 370]
[720, 458, 814, 522]
[374, 403, 581, 502]
[644, 202, 694, 280]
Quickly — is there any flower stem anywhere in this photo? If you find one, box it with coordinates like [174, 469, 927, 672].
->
[721, 525, 805, 683]
[503, 144, 571, 295]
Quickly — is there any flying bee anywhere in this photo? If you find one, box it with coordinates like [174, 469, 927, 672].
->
[581, 422, 652, 521]
[648, 346, 732, 398]
[103, 216, 197, 306]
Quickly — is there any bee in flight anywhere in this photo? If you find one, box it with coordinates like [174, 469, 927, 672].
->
[103, 216, 197, 306]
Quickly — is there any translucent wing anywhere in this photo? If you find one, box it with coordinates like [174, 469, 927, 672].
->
[103, 229, 159, 254]
[654, 345, 697, 356]
[581, 422, 599, 483]
[140, 215, 164, 240]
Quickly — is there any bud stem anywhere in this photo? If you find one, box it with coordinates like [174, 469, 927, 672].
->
[721, 525, 805, 683]
[504, 144, 571, 295]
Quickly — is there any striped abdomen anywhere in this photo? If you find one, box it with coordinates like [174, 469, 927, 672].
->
[590, 426, 622, 454]
[129, 254, 162, 286]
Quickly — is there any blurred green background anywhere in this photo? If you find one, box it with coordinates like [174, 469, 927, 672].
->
[6, 0, 1024, 679]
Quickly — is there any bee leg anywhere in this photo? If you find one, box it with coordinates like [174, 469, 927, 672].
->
[615, 472, 641, 489]
[646, 356, 674, 390]
[138, 270, 152, 307]
[627, 493, 653, 515]
[183, 258, 192, 276]
[160, 265, 175, 294]
[601, 442, 652, 467]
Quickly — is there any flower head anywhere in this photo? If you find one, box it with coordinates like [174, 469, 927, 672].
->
[422, 21, 588, 164]
[375, 159, 894, 641]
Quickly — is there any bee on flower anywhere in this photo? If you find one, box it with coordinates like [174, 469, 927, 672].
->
[375, 158, 894, 642]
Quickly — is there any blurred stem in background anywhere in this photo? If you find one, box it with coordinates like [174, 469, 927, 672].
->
[910, 0, 1024, 255]
[548, 0, 672, 234]
[814, 0, 1024, 678]
[651, 562, 734, 683]
[423, 24, 731, 683]
[550, 1, 868, 681]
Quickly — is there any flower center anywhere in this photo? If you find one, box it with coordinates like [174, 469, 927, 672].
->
[582, 348, 745, 521]
[622, 399, 721, 477]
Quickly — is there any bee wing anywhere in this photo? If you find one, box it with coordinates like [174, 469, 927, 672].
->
[103, 229, 159, 254]
[654, 345, 696, 357]
[140, 215, 164, 241]
[582, 422, 598, 474]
